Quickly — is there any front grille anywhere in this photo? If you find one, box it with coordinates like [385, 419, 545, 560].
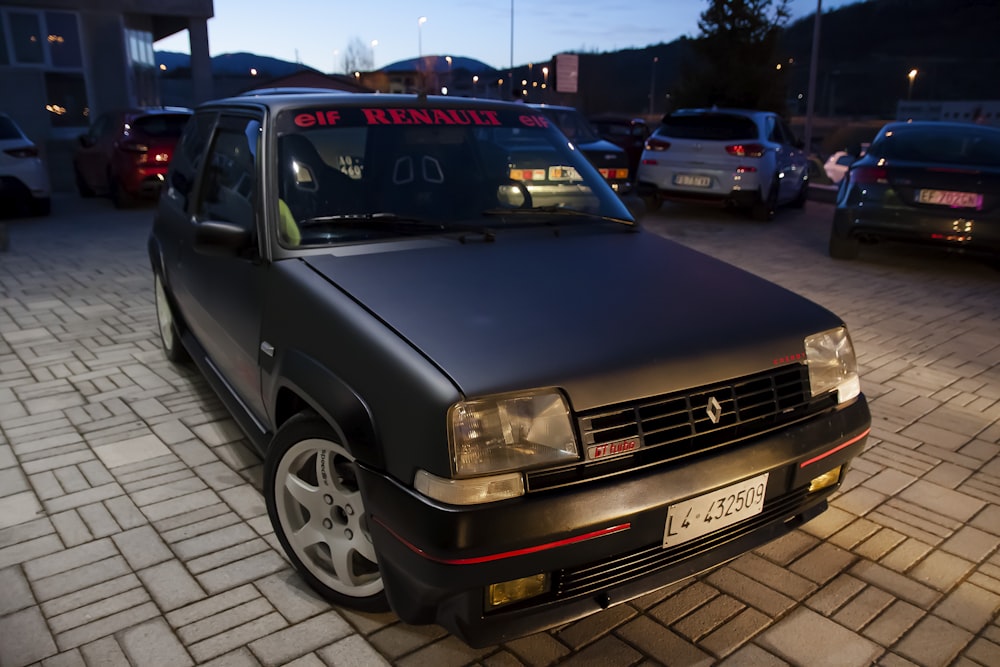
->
[527, 364, 835, 491]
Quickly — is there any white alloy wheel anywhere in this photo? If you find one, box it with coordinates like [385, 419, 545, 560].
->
[154, 274, 187, 362]
[271, 434, 384, 601]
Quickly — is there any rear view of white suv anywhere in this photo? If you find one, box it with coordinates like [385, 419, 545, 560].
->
[637, 108, 808, 220]
[0, 113, 51, 217]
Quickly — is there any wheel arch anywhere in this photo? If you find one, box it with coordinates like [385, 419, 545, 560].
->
[267, 349, 383, 470]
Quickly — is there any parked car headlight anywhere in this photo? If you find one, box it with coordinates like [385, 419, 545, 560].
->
[449, 389, 579, 477]
[805, 327, 860, 403]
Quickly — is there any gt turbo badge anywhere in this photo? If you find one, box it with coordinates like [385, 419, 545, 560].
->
[587, 438, 638, 460]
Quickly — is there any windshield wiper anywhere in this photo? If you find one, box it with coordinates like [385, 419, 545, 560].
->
[482, 206, 636, 228]
[300, 213, 495, 242]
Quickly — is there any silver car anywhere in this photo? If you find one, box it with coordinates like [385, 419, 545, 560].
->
[636, 108, 808, 220]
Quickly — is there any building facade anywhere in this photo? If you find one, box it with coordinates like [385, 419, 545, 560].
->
[0, 0, 213, 188]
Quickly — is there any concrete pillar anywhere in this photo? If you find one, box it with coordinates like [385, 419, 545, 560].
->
[189, 17, 213, 104]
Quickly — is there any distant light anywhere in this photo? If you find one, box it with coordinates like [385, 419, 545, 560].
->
[159, 64, 166, 71]
[418, 16, 427, 25]
[521, 79, 527, 86]
[441, 86, 448, 95]
[473, 75, 479, 83]
[250, 68, 258, 76]
[797, 93, 803, 99]
[776, 63, 782, 70]
[371, 39, 378, 47]
[354, 71, 360, 79]
[498, 78, 504, 86]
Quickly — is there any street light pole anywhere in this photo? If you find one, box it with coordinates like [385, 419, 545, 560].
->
[907, 68, 918, 100]
[803, 0, 821, 159]
[649, 56, 658, 115]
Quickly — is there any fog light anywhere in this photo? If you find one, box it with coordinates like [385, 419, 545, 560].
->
[486, 573, 550, 609]
[809, 466, 842, 493]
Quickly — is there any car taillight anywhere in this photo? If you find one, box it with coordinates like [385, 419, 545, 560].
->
[599, 168, 629, 180]
[644, 137, 671, 152]
[725, 143, 765, 158]
[848, 166, 888, 185]
[4, 146, 38, 158]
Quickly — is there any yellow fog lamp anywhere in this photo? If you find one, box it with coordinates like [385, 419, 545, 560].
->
[487, 573, 550, 609]
[808, 466, 842, 493]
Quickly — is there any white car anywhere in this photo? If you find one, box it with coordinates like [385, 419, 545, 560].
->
[0, 113, 51, 217]
[636, 108, 809, 220]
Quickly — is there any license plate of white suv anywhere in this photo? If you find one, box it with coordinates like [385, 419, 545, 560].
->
[674, 174, 711, 188]
[663, 472, 769, 548]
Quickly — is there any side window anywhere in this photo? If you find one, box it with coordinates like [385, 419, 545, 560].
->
[170, 111, 216, 203]
[195, 116, 261, 231]
[766, 116, 784, 144]
[779, 119, 798, 147]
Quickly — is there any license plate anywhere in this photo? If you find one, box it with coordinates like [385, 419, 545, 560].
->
[674, 173, 711, 188]
[663, 472, 768, 548]
[917, 189, 983, 209]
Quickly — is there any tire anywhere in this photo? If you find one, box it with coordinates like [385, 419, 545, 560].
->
[828, 232, 860, 260]
[265, 412, 389, 612]
[751, 182, 778, 221]
[154, 273, 190, 362]
[110, 173, 135, 209]
[790, 177, 808, 209]
[75, 166, 95, 198]
[641, 194, 662, 213]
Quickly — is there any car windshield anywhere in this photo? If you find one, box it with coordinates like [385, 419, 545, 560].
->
[274, 105, 632, 248]
[660, 113, 758, 141]
[133, 114, 191, 138]
[870, 125, 1000, 167]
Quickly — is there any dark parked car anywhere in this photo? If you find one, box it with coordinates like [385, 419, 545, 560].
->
[150, 91, 870, 647]
[637, 108, 809, 220]
[589, 113, 650, 173]
[528, 104, 633, 194]
[73, 107, 192, 207]
[830, 120, 1000, 260]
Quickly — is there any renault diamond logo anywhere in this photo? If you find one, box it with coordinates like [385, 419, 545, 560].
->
[706, 396, 722, 424]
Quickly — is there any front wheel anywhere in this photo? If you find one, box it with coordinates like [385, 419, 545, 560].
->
[264, 413, 389, 612]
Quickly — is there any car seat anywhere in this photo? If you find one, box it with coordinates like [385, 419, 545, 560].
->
[278, 134, 356, 222]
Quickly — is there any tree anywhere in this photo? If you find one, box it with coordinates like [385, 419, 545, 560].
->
[341, 36, 374, 75]
[674, 0, 791, 112]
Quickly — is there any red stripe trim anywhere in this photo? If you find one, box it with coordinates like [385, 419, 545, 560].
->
[799, 428, 870, 468]
[374, 518, 630, 565]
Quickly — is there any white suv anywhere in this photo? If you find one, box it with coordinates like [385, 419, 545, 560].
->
[0, 113, 51, 217]
[636, 108, 808, 220]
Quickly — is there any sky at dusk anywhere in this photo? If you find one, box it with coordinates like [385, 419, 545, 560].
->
[155, 0, 861, 73]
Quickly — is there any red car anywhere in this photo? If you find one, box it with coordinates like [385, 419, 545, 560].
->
[73, 107, 192, 207]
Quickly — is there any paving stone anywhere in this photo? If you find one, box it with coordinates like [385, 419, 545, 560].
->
[48, 587, 150, 633]
[729, 553, 817, 600]
[218, 485, 267, 520]
[50, 510, 93, 547]
[502, 631, 571, 666]
[649, 580, 719, 626]
[788, 541, 857, 585]
[136, 559, 206, 611]
[119, 617, 195, 667]
[880, 540, 938, 575]
[0, 490, 44, 530]
[43, 482, 125, 514]
[24, 538, 117, 580]
[753, 530, 819, 565]
[894, 614, 973, 666]
[194, 461, 246, 492]
[0, 466, 30, 497]
[854, 527, 908, 561]
[368, 621, 449, 660]
[187, 612, 288, 664]
[196, 549, 287, 594]
[705, 567, 796, 617]
[0, 606, 59, 666]
[554, 635, 642, 667]
[40, 647, 87, 667]
[861, 599, 924, 646]
[248, 610, 353, 666]
[555, 603, 637, 650]
[849, 560, 941, 609]
[315, 635, 391, 667]
[79, 501, 124, 538]
[805, 573, 866, 616]
[39, 573, 142, 618]
[908, 550, 975, 592]
[103, 495, 148, 530]
[932, 582, 1000, 634]
[169, 439, 219, 467]
[93, 434, 172, 469]
[196, 647, 262, 667]
[897, 479, 987, 523]
[171, 521, 259, 561]
[758, 607, 882, 667]
[111, 524, 173, 569]
[253, 570, 330, 624]
[0, 564, 35, 616]
[717, 643, 789, 667]
[54, 601, 161, 651]
[833, 586, 896, 631]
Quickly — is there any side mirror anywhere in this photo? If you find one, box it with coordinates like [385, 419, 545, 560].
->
[193, 221, 253, 257]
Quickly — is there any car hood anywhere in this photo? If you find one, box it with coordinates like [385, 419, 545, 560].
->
[302, 229, 840, 411]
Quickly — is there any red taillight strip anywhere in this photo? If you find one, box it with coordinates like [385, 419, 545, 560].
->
[799, 428, 870, 468]
[374, 517, 630, 565]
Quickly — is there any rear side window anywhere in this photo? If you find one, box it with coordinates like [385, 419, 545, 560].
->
[660, 114, 758, 141]
[134, 114, 191, 138]
[872, 126, 1000, 167]
[0, 116, 23, 140]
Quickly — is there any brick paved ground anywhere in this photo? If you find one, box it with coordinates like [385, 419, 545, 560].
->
[0, 195, 997, 666]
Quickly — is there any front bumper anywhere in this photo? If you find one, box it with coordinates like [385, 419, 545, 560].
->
[359, 397, 870, 647]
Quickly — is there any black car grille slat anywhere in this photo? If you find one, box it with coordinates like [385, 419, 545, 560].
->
[527, 364, 833, 492]
[553, 488, 810, 599]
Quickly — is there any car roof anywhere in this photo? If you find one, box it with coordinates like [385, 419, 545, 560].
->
[199, 92, 536, 115]
[668, 108, 773, 118]
[878, 120, 1000, 134]
[526, 103, 578, 113]
[238, 87, 353, 97]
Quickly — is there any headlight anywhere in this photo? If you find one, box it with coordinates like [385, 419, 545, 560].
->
[448, 389, 579, 477]
[805, 326, 860, 403]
